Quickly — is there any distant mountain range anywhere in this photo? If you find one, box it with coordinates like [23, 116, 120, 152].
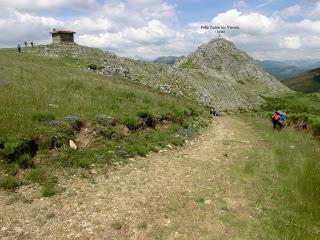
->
[256, 59, 320, 80]
[282, 67, 320, 93]
[152, 56, 179, 65]
[150, 57, 320, 82]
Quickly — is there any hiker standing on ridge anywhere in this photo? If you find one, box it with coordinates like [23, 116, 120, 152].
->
[17, 44, 21, 53]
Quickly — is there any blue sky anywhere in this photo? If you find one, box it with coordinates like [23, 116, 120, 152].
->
[0, 0, 320, 60]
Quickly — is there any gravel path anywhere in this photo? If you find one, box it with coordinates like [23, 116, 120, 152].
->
[0, 117, 258, 239]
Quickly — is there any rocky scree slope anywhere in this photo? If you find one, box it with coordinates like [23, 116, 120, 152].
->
[28, 39, 289, 110]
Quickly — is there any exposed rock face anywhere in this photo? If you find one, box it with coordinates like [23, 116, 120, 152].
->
[27, 39, 290, 110]
[172, 39, 290, 110]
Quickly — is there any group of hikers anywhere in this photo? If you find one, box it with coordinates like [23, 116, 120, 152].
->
[272, 110, 287, 129]
[17, 41, 34, 53]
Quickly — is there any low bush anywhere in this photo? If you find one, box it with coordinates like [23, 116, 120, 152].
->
[17, 154, 35, 169]
[27, 168, 47, 183]
[138, 110, 156, 128]
[310, 117, 320, 136]
[3, 164, 19, 176]
[87, 63, 98, 70]
[0, 176, 19, 191]
[123, 116, 143, 131]
[0, 138, 38, 163]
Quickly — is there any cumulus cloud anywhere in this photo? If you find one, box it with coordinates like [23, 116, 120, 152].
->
[212, 9, 276, 35]
[0, 9, 62, 46]
[0, 1, 320, 60]
[72, 0, 178, 58]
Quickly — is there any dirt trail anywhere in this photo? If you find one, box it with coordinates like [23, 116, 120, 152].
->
[0, 117, 259, 240]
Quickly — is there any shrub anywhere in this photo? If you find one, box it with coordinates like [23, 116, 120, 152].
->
[49, 132, 70, 149]
[123, 116, 143, 131]
[0, 138, 38, 163]
[98, 126, 124, 140]
[0, 176, 19, 191]
[73, 156, 92, 169]
[17, 154, 35, 169]
[3, 164, 19, 176]
[87, 63, 98, 70]
[87, 63, 103, 71]
[310, 117, 320, 136]
[128, 144, 149, 157]
[138, 111, 156, 128]
[27, 168, 46, 183]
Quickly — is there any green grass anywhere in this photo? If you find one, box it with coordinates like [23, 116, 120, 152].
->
[0, 47, 209, 195]
[0, 176, 19, 191]
[179, 59, 200, 69]
[260, 92, 320, 136]
[240, 116, 320, 239]
[283, 67, 320, 93]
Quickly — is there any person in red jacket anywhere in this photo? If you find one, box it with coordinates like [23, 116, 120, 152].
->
[272, 111, 283, 129]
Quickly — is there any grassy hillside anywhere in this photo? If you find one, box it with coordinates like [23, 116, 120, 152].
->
[258, 93, 320, 136]
[25, 40, 289, 111]
[0, 48, 209, 195]
[283, 67, 320, 93]
[241, 116, 320, 239]
[239, 93, 320, 238]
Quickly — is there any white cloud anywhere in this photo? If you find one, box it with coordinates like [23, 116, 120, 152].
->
[233, 0, 248, 9]
[281, 4, 302, 18]
[295, 19, 320, 33]
[0, 1, 320, 60]
[308, 1, 320, 19]
[281, 36, 301, 49]
[0, 0, 96, 12]
[212, 9, 276, 35]
[0, 9, 62, 46]
[72, 0, 178, 58]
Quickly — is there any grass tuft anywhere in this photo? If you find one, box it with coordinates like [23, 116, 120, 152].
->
[0, 176, 19, 191]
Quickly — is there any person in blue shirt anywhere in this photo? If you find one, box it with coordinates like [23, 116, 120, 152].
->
[17, 44, 21, 53]
[279, 112, 287, 127]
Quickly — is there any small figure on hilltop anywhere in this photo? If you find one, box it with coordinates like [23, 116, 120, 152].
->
[17, 44, 21, 53]
[24, 41, 28, 47]
[31, 41, 34, 47]
[272, 111, 286, 129]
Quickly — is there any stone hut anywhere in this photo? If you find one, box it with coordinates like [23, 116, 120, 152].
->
[50, 29, 76, 44]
